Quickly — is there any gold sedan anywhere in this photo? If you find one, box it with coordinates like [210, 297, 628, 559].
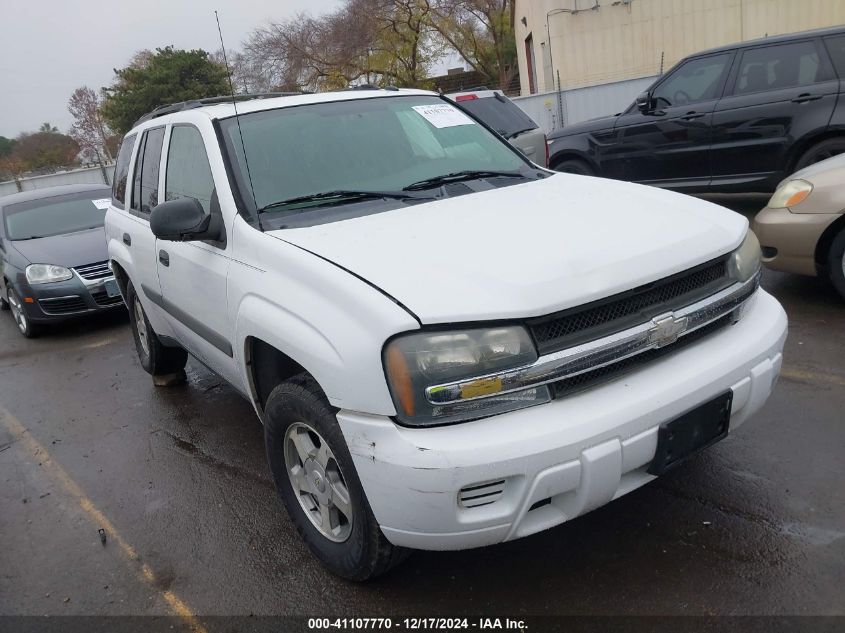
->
[753, 153, 845, 299]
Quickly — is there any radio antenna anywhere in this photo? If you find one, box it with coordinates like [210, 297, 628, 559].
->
[214, 10, 261, 229]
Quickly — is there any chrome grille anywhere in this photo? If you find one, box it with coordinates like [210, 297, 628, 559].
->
[528, 257, 730, 354]
[74, 261, 111, 281]
[550, 314, 732, 399]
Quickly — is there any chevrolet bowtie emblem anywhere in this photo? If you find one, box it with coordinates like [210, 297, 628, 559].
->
[648, 313, 689, 348]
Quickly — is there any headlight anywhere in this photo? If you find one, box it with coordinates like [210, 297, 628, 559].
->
[728, 230, 761, 283]
[384, 326, 550, 426]
[767, 179, 813, 209]
[25, 264, 73, 285]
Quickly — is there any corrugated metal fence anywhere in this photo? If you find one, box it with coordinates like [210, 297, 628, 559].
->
[512, 75, 658, 134]
[0, 164, 113, 198]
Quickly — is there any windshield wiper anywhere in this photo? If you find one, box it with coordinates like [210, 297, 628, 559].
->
[403, 170, 525, 191]
[257, 189, 431, 214]
[505, 126, 537, 140]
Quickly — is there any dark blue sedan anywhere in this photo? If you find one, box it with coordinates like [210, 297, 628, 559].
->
[0, 184, 124, 337]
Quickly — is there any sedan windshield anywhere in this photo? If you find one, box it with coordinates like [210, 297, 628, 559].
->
[220, 95, 532, 218]
[3, 191, 111, 240]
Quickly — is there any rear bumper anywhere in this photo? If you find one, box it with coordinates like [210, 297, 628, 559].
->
[753, 206, 840, 276]
[337, 290, 787, 550]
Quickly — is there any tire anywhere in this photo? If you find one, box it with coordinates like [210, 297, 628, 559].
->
[0, 295, 8, 311]
[552, 157, 594, 176]
[7, 287, 40, 338]
[794, 138, 845, 172]
[126, 280, 188, 376]
[827, 227, 845, 301]
[264, 374, 409, 581]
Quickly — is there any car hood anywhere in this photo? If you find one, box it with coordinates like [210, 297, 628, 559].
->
[10, 227, 108, 268]
[548, 114, 617, 140]
[269, 175, 747, 324]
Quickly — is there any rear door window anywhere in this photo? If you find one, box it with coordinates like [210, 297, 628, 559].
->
[456, 95, 538, 139]
[130, 127, 165, 216]
[732, 41, 828, 95]
[112, 134, 136, 209]
[823, 34, 845, 77]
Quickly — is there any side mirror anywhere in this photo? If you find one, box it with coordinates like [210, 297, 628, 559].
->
[636, 91, 653, 113]
[150, 198, 221, 242]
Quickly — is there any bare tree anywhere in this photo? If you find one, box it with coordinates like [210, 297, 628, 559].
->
[428, 0, 517, 90]
[240, 0, 443, 92]
[68, 86, 114, 163]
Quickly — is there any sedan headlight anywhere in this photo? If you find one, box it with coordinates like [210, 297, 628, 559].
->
[728, 230, 762, 283]
[767, 179, 813, 209]
[384, 326, 550, 426]
[25, 264, 73, 285]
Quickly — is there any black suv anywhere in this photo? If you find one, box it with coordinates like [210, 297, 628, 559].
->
[547, 26, 845, 193]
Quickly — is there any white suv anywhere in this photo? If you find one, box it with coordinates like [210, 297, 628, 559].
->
[105, 89, 787, 580]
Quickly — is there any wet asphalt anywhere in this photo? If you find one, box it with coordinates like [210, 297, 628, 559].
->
[0, 197, 843, 619]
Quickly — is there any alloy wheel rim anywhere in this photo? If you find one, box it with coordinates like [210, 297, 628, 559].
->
[283, 421, 353, 543]
[8, 291, 27, 334]
[133, 298, 149, 356]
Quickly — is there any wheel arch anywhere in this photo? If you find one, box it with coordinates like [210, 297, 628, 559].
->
[548, 149, 599, 173]
[814, 213, 845, 271]
[245, 336, 311, 417]
[787, 128, 845, 175]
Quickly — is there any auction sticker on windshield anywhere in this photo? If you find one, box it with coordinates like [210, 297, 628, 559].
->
[92, 198, 111, 210]
[412, 104, 474, 128]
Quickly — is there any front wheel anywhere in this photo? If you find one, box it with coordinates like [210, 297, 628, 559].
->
[7, 287, 39, 338]
[264, 374, 408, 581]
[827, 226, 845, 300]
[126, 280, 188, 377]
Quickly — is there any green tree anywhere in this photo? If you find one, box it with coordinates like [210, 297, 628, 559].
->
[0, 136, 16, 157]
[13, 131, 79, 171]
[101, 47, 229, 134]
[38, 122, 60, 133]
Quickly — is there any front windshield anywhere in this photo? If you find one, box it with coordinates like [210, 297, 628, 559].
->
[220, 95, 529, 213]
[3, 191, 111, 240]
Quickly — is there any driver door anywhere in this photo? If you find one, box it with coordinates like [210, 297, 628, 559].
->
[604, 52, 734, 188]
[155, 123, 237, 386]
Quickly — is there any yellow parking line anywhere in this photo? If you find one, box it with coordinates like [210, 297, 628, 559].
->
[0, 404, 206, 631]
[780, 366, 845, 387]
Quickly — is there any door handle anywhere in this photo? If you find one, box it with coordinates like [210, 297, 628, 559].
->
[122, 233, 131, 246]
[792, 93, 822, 103]
[680, 111, 705, 121]
[158, 250, 170, 267]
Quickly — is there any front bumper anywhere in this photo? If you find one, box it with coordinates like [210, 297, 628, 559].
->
[14, 273, 125, 323]
[338, 290, 787, 550]
[753, 206, 840, 276]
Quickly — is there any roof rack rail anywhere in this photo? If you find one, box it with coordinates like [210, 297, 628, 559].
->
[345, 84, 400, 91]
[133, 92, 302, 127]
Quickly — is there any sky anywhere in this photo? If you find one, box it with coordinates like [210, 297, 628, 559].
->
[0, 0, 344, 138]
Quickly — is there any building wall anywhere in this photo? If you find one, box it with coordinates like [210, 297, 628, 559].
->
[514, 0, 845, 96]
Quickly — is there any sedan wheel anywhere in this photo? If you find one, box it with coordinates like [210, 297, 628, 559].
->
[284, 421, 353, 543]
[7, 288, 38, 338]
